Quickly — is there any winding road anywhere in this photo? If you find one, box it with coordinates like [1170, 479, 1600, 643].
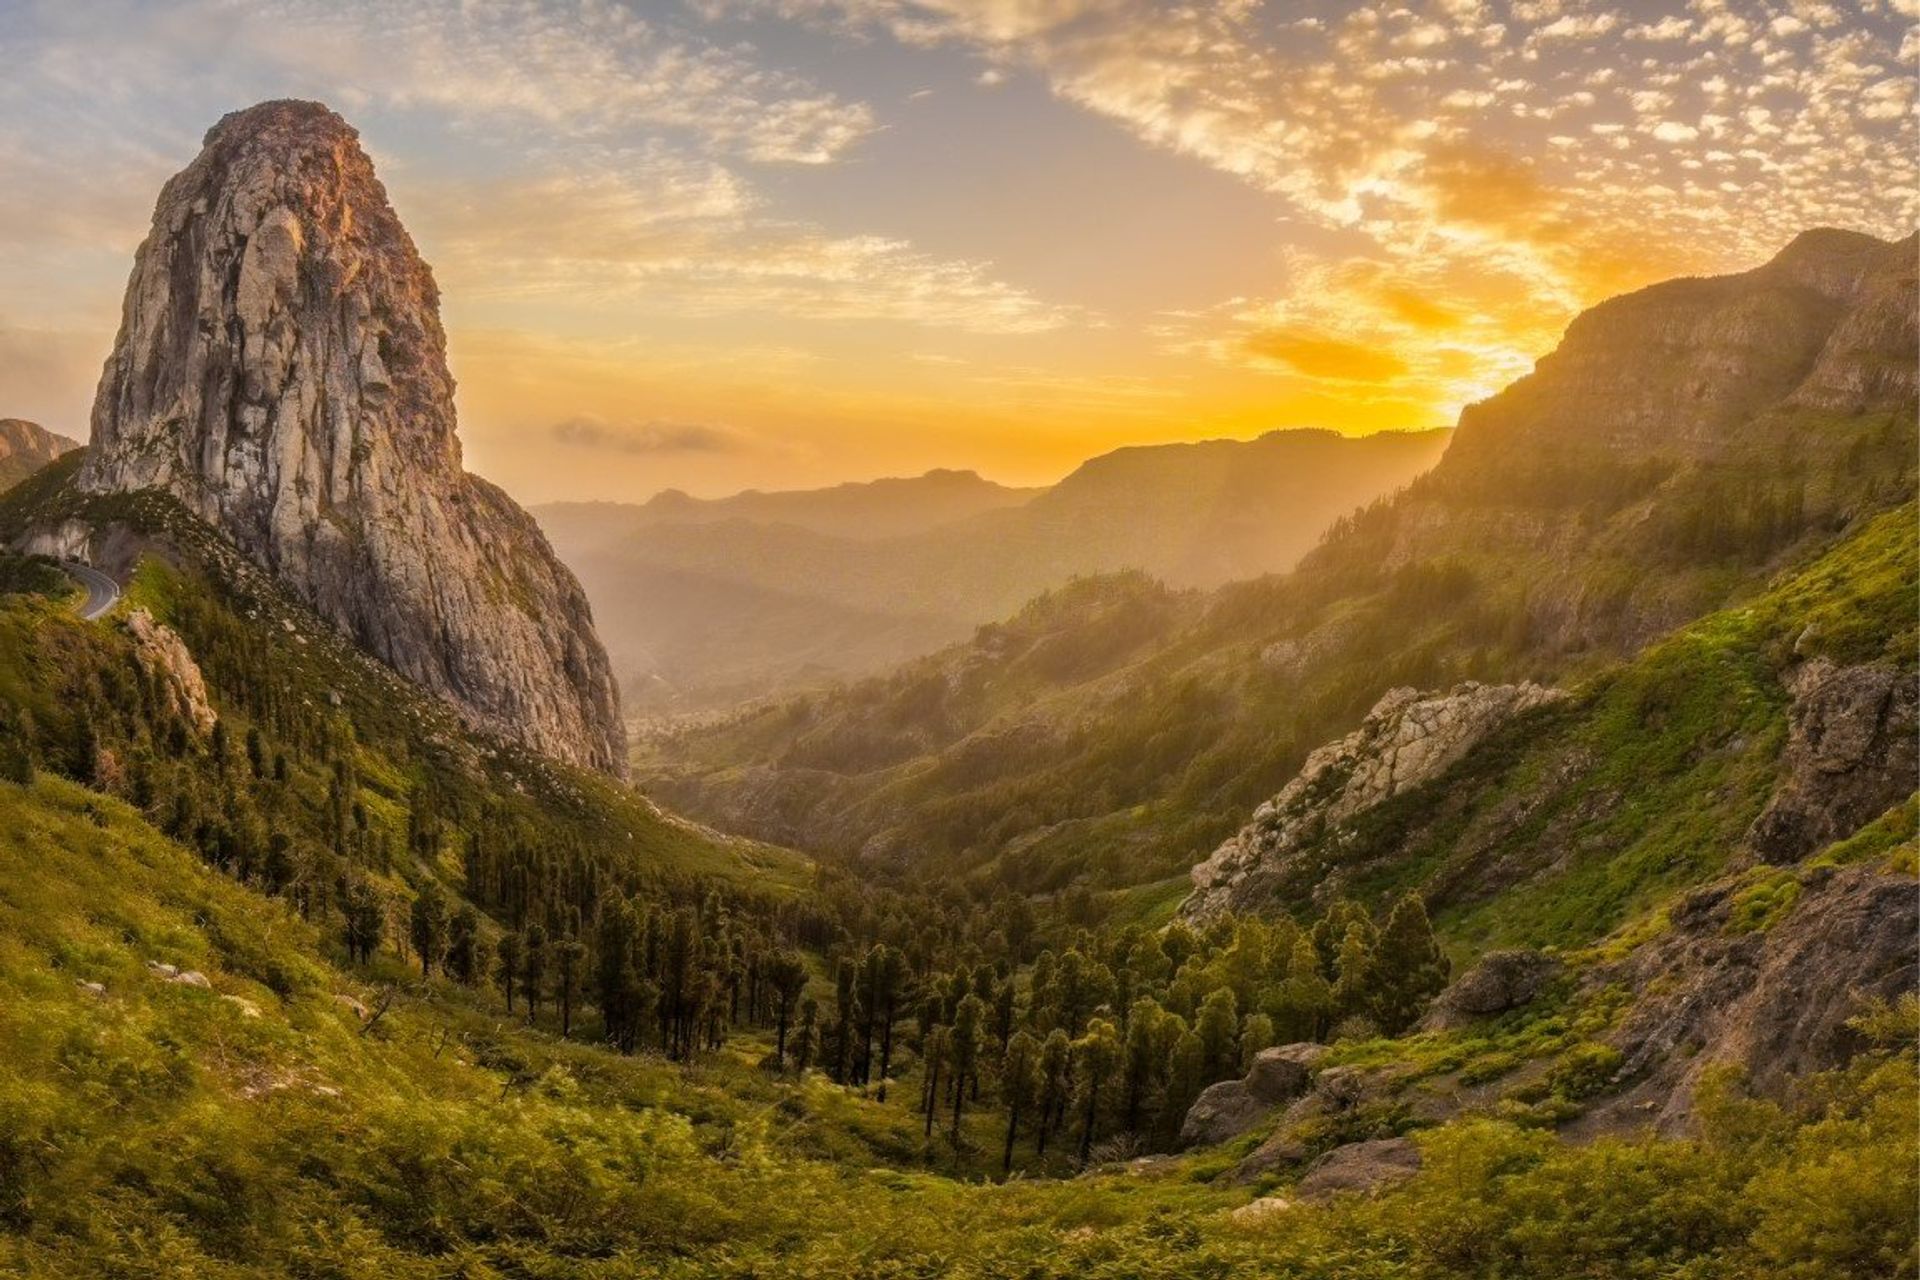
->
[60, 561, 121, 620]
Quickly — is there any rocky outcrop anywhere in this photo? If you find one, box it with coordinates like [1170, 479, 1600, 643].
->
[1589, 863, 1917, 1133]
[1185, 682, 1564, 919]
[1177, 1043, 1326, 1148]
[123, 608, 216, 735]
[1422, 949, 1560, 1030]
[1746, 660, 1917, 864]
[0, 419, 81, 490]
[78, 101, 625, 775]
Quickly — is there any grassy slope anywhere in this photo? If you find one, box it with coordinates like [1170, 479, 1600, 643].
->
[0, 455, 811, 902]
[2, 774, 1912, 1278]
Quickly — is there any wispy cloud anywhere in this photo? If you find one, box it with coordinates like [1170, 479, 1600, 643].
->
[709, 0, 1916, 398]
[549, 415, 749, 454]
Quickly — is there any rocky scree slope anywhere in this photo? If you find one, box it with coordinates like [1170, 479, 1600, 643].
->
[74, 100, 625, 776]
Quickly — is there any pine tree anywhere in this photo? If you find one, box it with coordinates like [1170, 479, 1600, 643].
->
[597, 899, 651, 1052]
[554, 937, 588, 1038]
[495, 932, 524, 1014]
[1332, 921, 1376, 1025]
[1195, 987, 1240, 1083]
[408, 883, 449, 977]
[949, 994, 987, 1141]
[1121, 997, 1166, 1132]
[922, 1025, 949, 1140]
[999, 1030, 1040, 1174]
[1372, 893, 1449, 1032]
[341, 874, 384, 964]
[1074, 1017, 1121, 1165]
[793, 996, 819, 1073]
[446, 905, 481, 986]
[766, 950, 809, 1070]
[1274, 933, 1333, 1042]
[522, 923, 549, 1022]
[1035, 1028, 1072, 1156]
[1163, 1027, 1205, 1143]
[1239, 1012, 1275, 1070]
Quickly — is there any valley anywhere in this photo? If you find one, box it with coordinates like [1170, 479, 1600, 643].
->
[0, 91, 1912, 1280]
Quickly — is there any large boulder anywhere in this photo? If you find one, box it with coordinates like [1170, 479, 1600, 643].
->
[1178, 1043, 1325, 1148]
[1422, 949, 1560, 1029]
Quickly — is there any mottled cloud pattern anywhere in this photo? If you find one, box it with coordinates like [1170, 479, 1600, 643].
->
[0, 0, 1909, 498]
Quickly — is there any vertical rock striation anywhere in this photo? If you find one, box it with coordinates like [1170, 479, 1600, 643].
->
[80, 100, 626, 775]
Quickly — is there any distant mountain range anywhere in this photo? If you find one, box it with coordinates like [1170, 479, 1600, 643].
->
[643, 228, 1918, 899]
[538, 427, 1451, 712]
[0, 419, 81, 491]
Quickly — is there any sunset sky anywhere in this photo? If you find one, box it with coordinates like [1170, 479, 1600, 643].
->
[0, 0, 1914, 502]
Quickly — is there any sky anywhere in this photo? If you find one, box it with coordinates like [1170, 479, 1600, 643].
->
[0, 0, 1913, 503]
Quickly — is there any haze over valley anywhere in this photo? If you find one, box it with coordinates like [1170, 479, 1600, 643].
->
[0, 4, 1914, 1278]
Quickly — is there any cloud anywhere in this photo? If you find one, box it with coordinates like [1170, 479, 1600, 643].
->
[1242, 327, 1410, 382]
[549, 416, 748, 454]
[722, 0, 1914, 416]
[421, 161, 1086, 333]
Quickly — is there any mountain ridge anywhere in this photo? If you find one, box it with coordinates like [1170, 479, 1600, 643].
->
[545, 426, 1451, 711]
[0, 419, 81, 492]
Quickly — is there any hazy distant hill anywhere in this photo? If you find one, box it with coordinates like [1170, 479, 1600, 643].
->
[539, 428, 1452, 711]
[540, 468, 1040, 548]
[644, 228, 1918, 894]
[0, 419, 81, 491]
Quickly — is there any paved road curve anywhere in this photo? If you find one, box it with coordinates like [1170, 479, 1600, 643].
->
[60, 561, 121, 620]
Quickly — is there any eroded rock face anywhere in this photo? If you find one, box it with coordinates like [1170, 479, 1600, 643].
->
[1422, 949, 1560, 1030]
[124, 608, 216, 735]
[1747, 660, 1917, 864]
[1185, 682, 1564, 919]
[1591, 864, 1918, 1133]
[80, 101, 625, 776]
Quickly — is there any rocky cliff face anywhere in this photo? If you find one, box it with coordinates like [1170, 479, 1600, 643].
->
[0, 419, 82, 490]
[1184, 681, 1565, 919]
[1447, 228, 1917, 466]
[79, 101, 625, 776]
[1745, 659, 1917, 864]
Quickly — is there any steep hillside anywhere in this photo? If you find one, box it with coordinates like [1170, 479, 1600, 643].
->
[72, 100, 625, 775]
[0, 456, 805, 907]
[642, 231, 1917, 894]
[547, 428, 1449, 712]
[0, 419, 81, 492]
